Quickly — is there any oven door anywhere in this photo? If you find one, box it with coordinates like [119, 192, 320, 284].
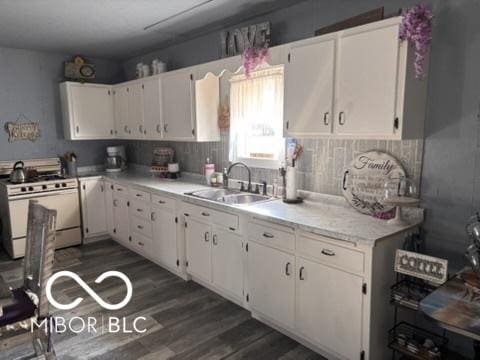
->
[8, 189, 81, 239]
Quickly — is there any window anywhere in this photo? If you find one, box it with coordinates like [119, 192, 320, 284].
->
[229, 66, 285, 169]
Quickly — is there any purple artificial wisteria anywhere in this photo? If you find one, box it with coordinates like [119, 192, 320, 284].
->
[242, 46, 269, 78]
[399, 4, 433, 79]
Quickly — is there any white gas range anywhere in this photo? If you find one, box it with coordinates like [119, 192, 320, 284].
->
[0, 158, 82, 258]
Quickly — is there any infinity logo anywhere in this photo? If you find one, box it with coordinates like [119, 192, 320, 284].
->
[46, 271, 133, 310]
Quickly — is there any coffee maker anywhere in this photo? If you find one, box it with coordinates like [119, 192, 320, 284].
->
[105, 146, 127, 172]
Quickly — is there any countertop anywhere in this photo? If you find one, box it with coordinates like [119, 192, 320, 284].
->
[78, 168, 423, 247]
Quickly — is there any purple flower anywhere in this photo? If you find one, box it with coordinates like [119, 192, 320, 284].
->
[400, 4, 433, 79]
[242, 46, 269, 78]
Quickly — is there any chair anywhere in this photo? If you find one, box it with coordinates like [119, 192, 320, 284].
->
[0, 200, 57, 359]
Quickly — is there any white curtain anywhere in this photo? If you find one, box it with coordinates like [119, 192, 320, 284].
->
[229, 66, 285, 169]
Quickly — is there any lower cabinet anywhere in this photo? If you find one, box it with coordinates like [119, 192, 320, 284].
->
[152, 205, 178, 270]
[296, 257, 363, 360]
[185, 217, 212, 283]
[211, 226, 244, 300]
[247, 241, 295, 330]
[112, 194, 130, 245]
[79, 178, 108, 238]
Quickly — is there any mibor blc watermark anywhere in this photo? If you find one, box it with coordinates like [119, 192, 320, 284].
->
[31, 271, 146, 334]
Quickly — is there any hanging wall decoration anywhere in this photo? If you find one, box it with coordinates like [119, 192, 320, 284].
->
[220, 22, 271, 57]
[218, 96, 230, 129]
[399, 4, 433, 79]
[4, 114, 41, 142]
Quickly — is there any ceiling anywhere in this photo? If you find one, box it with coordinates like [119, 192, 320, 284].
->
[0, 0, 299, 60]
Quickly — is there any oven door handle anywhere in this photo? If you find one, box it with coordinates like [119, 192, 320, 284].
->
[9, 189, 79, 200]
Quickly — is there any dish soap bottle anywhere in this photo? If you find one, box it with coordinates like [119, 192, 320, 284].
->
[204, 158, 215, 185]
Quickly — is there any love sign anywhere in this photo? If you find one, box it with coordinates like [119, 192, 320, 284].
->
[220, 22, 271, 57]
[342, 151, 406, 216]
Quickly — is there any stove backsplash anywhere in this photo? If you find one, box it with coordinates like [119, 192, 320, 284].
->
[126, 131, 423, 196]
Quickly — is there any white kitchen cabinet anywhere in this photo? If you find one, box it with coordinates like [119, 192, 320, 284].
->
[152, 205, 178, 270]
[127, 83, 145, 139]
[161, 68, 195, 140]
[142, 78, 163, 139]
[105, 181, 115, 237]
[60, 82, 115, 140]
[112, 194, 130, 246]
[79, 179, 108, 239]
[211, 226, 244, 300]
[113, 84, 130, 138]
[296, 257, 363, 360]
[247, 241, 295, 330]
[193, 72, 220, 141]
[335, 23, 400, 136]
[185, 217, 212, 283]
[284, 38, 335, 136]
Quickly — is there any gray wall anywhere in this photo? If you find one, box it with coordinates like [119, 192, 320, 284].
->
[0, 47, 125, 166]
[124, 0, 480, 270]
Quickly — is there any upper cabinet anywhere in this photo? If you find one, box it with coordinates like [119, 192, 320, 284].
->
[60, 82, 115, 140]
[284, 17, 428, 140]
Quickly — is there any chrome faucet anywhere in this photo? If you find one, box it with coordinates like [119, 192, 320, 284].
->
[226, 162, 252, 192]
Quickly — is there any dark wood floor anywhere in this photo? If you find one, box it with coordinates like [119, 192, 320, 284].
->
[0, 240, 325, 360]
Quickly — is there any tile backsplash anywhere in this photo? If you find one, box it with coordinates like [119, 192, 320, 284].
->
[127, 132, 423, 196]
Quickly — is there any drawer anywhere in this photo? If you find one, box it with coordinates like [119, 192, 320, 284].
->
[297, 234, 364, 274]
[129, 187, 151, 202]
[130, 216, 152, 238]
[131, 232, 153, 255]
[248, 220, 295, 252]
[130, 199, 151, 221]
[182, 202, 238, 230]
[114, 183, 128, 196]
[152, 194, 175, 210]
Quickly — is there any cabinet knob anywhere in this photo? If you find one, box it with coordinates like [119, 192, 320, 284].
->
[212, 234, 218, 245]
[151, 212, 156, 221]
[299, 266, 305, 280]
[156, 124, 162, 133]
[338, 111, 346, 126]
[285, 262, 292, 276]
[113, 199, 119, 207]
[164, 124, 168, 133]
[204, 231, 210, 242]
[76, 126, 80, 133]
[323, 112, 329, 126]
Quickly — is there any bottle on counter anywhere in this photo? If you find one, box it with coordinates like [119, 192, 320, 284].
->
[203, 158, 215, 185]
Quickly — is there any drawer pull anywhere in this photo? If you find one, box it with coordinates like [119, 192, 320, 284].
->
[212, 234, 218, 245]
[321, 249, 336, 257]
[204, 231, 210, 242]
[285, 262, 292, 276]
[117, 188, 123, 191]
[323, 112, 329, 126]
[339, 111, 346, 125]
[299, 266, 305, 280]
[137, 225, 144, 230]
[157, 200, 166, 204]
[136, 194, 143, 197]
[201, 212, 210, 217]
[138, 242, 144, 246]
[137, 208, 143, 212]
[262, 232, 274, 238]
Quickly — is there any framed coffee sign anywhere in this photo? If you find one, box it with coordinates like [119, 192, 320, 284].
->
[220, 22, 271, 57]
[342, 151, 406, 216]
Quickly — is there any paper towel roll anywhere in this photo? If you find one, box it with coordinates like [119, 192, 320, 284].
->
[286, 166, 297, 200]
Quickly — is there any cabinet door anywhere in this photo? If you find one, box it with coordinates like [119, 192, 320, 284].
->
[211, 227, 243, 300]
[105, 181, 115, 237]
[113, 195, 130, 245]
[152, 206, 177, 269]
[284, 39, 335, 136]
[335, 24, 400, 136]
[143, 78, 163, 139]
[296, 257, 363, 359]
[185, 217, 211, 282]
[81, 179, 107, 237]
[128, 83, 145, 139]
[114, 85, 130, 138]
[70, 84, 114, 139]
[248, 241, 295, 330]
[161, 69, 195, 140]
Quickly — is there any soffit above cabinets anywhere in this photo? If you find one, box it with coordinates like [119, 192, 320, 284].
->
[0, 0, 302, 59]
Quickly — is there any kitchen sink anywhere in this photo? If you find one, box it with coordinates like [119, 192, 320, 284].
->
[186, 188, 273, 206]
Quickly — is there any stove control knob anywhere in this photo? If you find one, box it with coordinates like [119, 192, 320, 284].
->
[21, 187, 26, 192]
[42, 185, 47, 190]
[62, 183, 67, 187]
[28, 186, 34, 191]
[55, 183, 60, 188]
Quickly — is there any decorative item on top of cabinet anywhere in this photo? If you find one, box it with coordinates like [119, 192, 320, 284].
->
[220, 22, 270, 57]
[342, 150, 406, 218]
[64, 56, 95, 81]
